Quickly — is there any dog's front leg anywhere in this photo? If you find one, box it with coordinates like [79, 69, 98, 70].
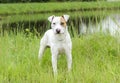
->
[51, 47, 58, 76]
[65, 49, 72, 72]
[52, 55, 57, 76]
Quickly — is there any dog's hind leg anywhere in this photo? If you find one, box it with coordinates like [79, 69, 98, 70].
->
[38, 38, 47, 60]
[38, 45, 46, 60]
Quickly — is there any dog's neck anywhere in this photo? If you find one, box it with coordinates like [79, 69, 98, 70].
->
[54, 32, 67, 41]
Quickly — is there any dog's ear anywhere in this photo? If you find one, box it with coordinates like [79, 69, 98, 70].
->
[48, 15, 55, 22]
[62, 15, 70, 22]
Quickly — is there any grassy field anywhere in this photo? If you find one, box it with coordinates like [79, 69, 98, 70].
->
[0, 1, 120, 24]
[0, 32, 120, 83]
[0, 1, 120, 83]
[0, 1, 120, 15]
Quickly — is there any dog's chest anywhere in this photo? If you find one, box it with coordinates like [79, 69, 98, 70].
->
[55, 42, 66, 53]
[45, 29, 71, 53]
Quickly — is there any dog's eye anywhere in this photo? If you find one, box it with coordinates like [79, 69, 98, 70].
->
[61, 22, 64, 25]
[53, 23, 56, 25]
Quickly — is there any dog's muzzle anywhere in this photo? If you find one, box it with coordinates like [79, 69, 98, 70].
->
[56, 29, 61, 34]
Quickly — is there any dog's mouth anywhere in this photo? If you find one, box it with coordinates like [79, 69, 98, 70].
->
[54, 30, 65, 34]
[55, 32, 64, 34]
[52, 28, 66, 34]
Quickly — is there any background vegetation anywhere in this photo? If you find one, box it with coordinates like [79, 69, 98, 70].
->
[0, 0, 106, 3]
[1, 2, 120, 15]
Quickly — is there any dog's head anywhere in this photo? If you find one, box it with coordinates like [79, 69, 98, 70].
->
[48, 15, 69, 34]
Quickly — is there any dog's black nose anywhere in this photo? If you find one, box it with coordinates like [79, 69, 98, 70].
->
[56, 29, 60, 34]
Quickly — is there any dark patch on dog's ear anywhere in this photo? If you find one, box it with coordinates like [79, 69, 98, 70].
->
[62, 15, 70, 22]
[60, 16, 67, 27]
[48, 15, 55, 22]
[61, 16, 66, 22]
[51, 16, 54, 21]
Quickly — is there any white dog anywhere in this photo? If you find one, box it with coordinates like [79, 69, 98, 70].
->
[38, 15, 72, 75]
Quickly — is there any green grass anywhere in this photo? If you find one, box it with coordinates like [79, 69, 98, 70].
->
[1, 1, 120, 24]
[0, 32, 120, 83]
[0, 1, 120, 15]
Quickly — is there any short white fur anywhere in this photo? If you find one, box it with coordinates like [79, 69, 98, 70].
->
[38, 14, 72, 76]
